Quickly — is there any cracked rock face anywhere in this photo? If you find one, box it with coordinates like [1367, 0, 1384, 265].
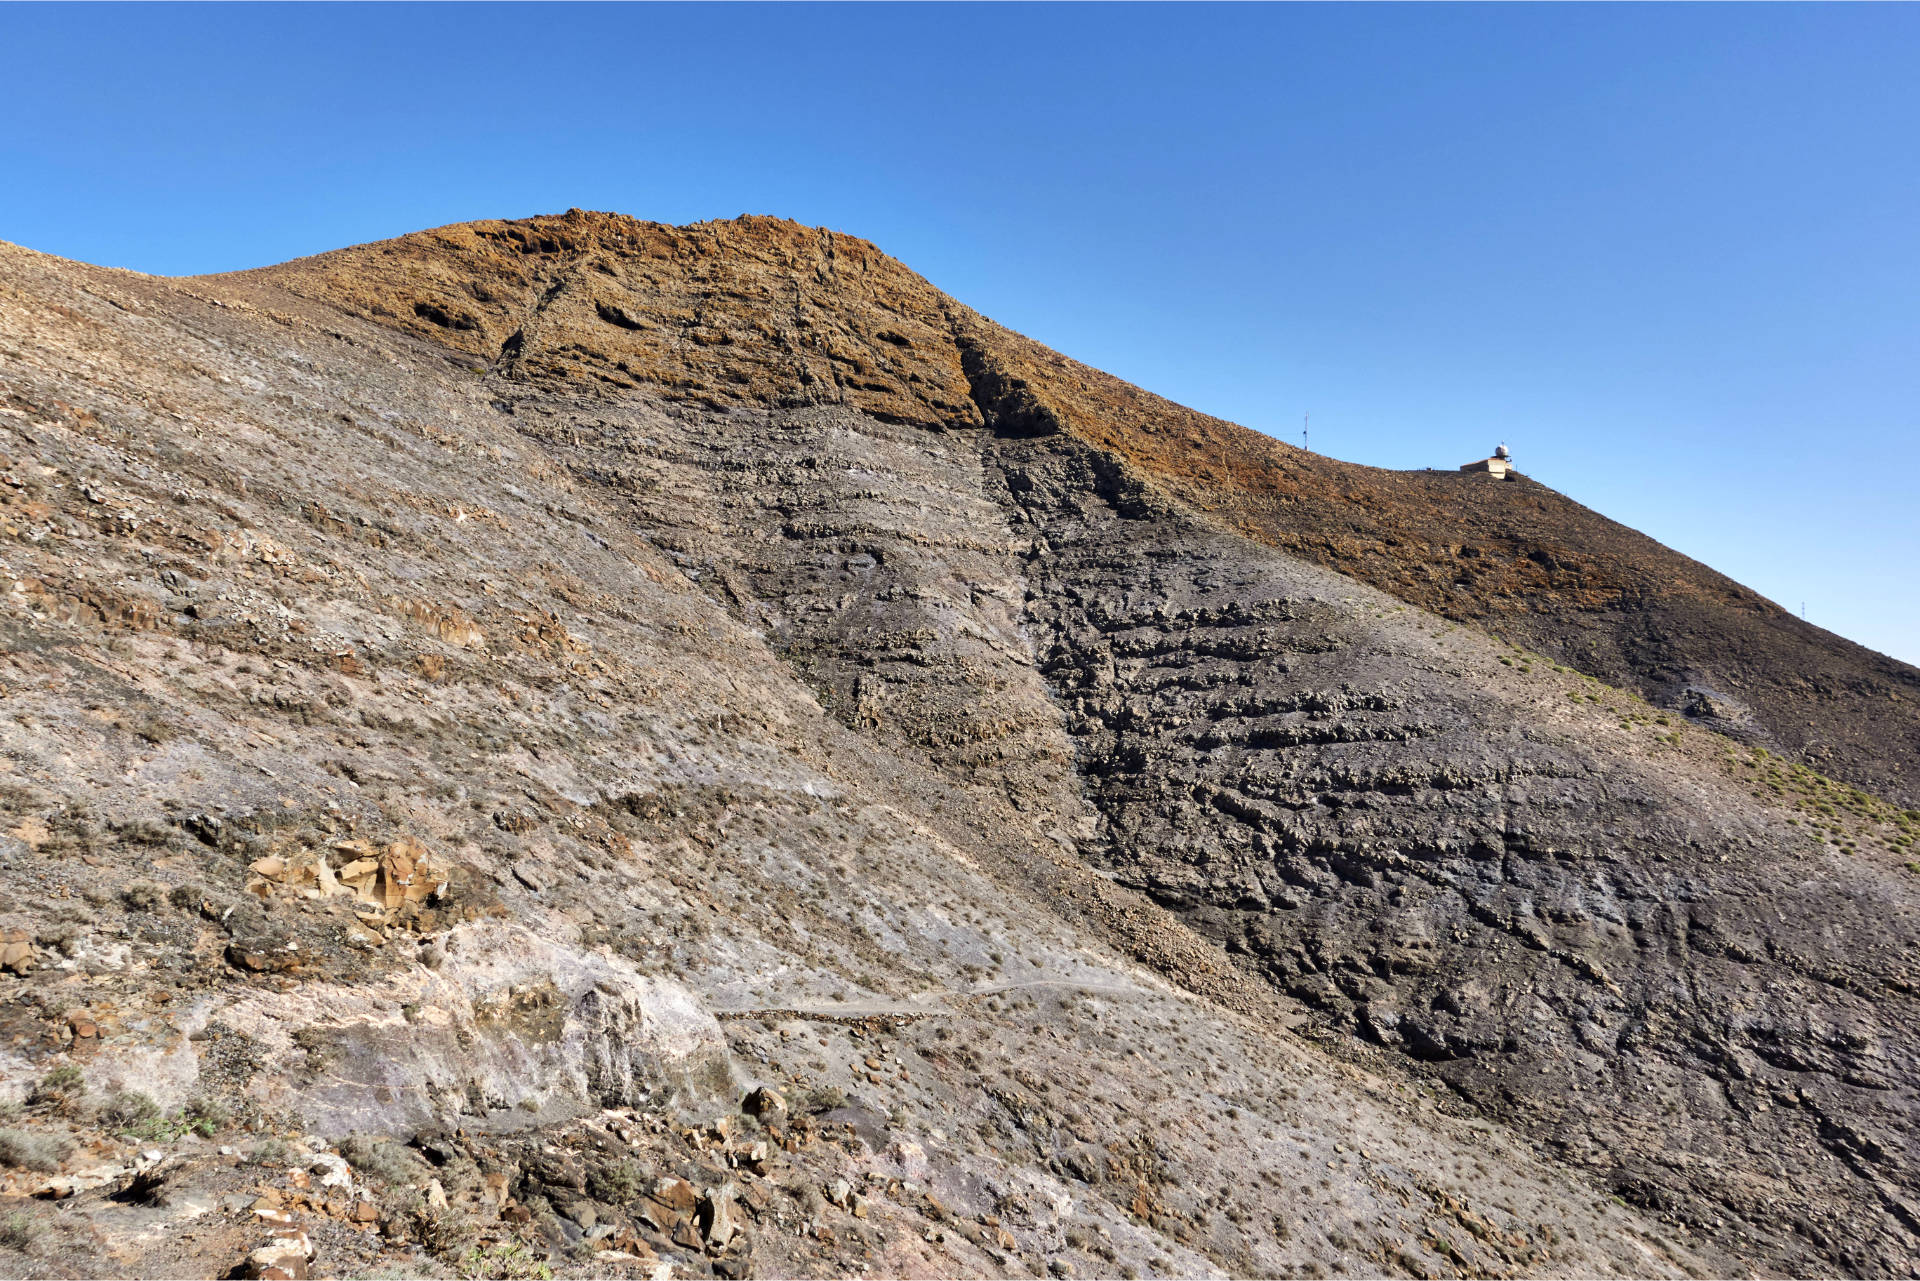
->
[0, 214, 1915, 1279]
[986, 431, 1920, 1275]
[208, 921, 734, 1137]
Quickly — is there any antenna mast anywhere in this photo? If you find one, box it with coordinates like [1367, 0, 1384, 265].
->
[1303, 411, 1309, 453]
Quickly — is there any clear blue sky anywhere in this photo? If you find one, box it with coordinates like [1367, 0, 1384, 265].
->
[4, 3, 1916, 663]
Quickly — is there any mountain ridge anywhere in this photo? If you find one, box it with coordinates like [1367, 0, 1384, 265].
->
[236, 209, 1920, 808]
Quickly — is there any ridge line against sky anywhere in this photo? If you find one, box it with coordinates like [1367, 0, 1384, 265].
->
[2, 1, 1915, 663]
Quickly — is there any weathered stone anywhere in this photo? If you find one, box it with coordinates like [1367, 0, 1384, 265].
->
[698, 1182, 741, 1250]
[226, 941, 299, 974]
[1, 929, 36, 975]
[242, 1229, 313, 1281]
[650, 1176, 698, 1219]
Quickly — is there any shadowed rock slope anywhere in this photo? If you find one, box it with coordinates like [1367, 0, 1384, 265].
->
[252, 210, 1920, 810]
[0, 212, 1911, 1279]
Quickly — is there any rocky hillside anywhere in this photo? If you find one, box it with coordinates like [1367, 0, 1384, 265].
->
[254, 210, 1920, 810]
[0, 211, 1912, 1280]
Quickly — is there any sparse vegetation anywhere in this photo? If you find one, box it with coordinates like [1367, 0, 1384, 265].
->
[795, 1085, 847, 1115]
[1728, 747, 1915, 858]
[340, 1134, 428, 1186]
[94, 1090, 160, 1130]
[122, 1097, 230, 1142]
[30, 1066, 85, 1113]
[587, 1158, 643, 1203]
[458, 1242, 552, 1280]
[0, 1211, 33, 1252]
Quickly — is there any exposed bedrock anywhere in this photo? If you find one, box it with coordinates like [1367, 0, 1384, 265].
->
[981, 430, 1920, 1277]
[202, 921, 735, 1138]
[2, 215, 1915, 1278]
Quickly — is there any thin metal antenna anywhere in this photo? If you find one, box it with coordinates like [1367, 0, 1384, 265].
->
[1303, 411, 1309, 453]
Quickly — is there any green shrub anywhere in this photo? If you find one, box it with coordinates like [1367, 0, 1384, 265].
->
[184, 1097, 230, 1135]
[123, 1097, 231, 1142]
[588, 1159, 643, 1204]
[96, 1090, 160, 1130]
[458, 1242, 552, 1281]
[29, 1066, 85, 1112]
[796, 1085, 848, 1114]
[0, 1211, 31, 1251]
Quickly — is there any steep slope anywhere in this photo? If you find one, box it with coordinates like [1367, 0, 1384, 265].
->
[0, 210, 1915, 1279]
[984, 425, 1920, 1275]
[966, 322, 1920, 811]
[0, 243, 1717, 1279]
[231, 209, 1920, 1275]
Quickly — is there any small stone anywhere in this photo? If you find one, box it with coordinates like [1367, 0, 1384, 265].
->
[227, 941, 299, 973]
[699, 1182, 741, 1250]
[1, 929, 36, 975]
[336, 858, 378, 883]
[350, 1199, 380, 1223]
[309, 1153, 353, 1189]
[824, 1178, 852, 1209]
[243, 1227, 313, 1280]
[849, 1193, 868, 1219]
[742, 1086, 786, 1119]
[651, 1176, 698, 1217]
[611, 1229, 659, 1261]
